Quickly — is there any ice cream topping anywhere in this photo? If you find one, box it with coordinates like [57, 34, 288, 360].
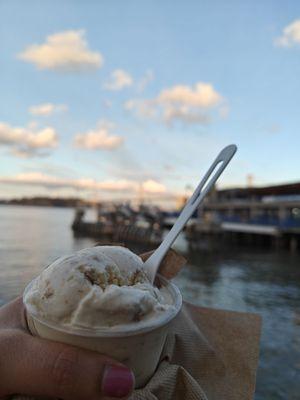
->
[24, 246, 173, 330]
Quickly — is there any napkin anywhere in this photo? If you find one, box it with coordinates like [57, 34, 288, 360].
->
[131, 301, 261, 400]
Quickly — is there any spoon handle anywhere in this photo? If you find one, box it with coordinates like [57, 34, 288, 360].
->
[144, 144, 237, 282]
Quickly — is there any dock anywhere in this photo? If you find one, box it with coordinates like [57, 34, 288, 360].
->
[186, 182, 300, 252]
[71, 181, 300, 253]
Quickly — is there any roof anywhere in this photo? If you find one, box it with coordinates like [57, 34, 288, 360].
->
[218, 182, 300, 197]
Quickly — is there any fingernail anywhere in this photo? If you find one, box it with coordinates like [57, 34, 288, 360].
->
[102, 365, 135, 397]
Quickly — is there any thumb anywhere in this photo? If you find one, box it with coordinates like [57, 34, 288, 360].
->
[1, 330, 135, 399]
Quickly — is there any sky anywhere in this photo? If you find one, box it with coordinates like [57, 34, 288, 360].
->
[1, 0, 300, 205]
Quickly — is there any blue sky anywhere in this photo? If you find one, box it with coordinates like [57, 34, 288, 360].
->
[1, 0, 300, 204]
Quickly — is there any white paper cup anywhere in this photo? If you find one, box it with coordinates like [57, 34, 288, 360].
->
[24, 275, 182, 388]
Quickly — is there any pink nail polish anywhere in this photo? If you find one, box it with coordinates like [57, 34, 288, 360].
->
[102, 365, 135, 397]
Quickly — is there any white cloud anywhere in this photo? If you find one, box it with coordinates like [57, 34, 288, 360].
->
[124, 82, 224, 125]
[29, 103, 68, 116]
[18, 30, 103, 71]
[142, 179, 166, 193]
[0, 122, 58, 157]
[104, 69, 133, 91]
[158, 83, 221, 108]
[162, 105, 211, 124]
[74, 120, 123, 150]
[0, 172, 166, 194]
[274, 19, 300, 47]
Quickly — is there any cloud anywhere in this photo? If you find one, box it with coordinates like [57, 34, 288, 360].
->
[0, 172, 166, 194]
[274, 19, 300, 47]
[18, 30, 103, 71]
[74, 120, 123, 150]
[124, 98, 157, 119]
[0, 122, 58, 157]
[29, 103, 68, 116]
[158, 83, 221, 107]
[162, 105, 211, 124]
[124, 82, 224, 125]
[219, 104, 230, 119]
[137, 70, 154, 92]
[142, 179, 166, 193]
[0, 172, 134, 191]
[104, 69, 133, 91]
[27, 121, 39, 130]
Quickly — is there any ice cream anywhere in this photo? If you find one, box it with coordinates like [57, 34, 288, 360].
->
[24, 245, 182, 387]
[24, 246, 173, 331]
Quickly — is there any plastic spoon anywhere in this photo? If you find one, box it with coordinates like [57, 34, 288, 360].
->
[144, 144, 237, 283]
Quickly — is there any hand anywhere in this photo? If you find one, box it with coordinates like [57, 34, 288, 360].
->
[0, 297, 134, 399]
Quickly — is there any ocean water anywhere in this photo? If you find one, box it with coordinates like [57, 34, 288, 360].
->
[0, 205, 299, 399]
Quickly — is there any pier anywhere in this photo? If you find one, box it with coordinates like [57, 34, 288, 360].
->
[187, 182, 300, 252]
[71, 182, 300, 252]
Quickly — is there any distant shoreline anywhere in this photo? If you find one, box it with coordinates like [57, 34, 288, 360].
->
[0, 203, 79, 209]
[0, 197, 91, 208]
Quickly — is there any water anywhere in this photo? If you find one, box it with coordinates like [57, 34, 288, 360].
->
[0, 205, 299, 399]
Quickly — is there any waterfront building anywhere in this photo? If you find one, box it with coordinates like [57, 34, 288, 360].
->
[187, 182, 300, 251]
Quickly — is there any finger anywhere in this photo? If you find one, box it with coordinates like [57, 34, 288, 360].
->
[0, 297, 27, 331]
[1, 330, 134, 400]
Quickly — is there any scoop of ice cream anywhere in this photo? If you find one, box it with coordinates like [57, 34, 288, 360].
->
[24, 246, 171, 329]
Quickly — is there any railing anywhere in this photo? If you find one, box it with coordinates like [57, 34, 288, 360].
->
[220, 215, 300, 229]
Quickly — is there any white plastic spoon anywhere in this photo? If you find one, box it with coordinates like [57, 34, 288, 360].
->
[144, 144, 237, 283]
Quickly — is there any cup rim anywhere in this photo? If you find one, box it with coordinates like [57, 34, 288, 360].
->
[24, 274, 182, 338]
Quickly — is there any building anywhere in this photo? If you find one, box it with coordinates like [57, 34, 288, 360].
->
[187, 182, 300, 251]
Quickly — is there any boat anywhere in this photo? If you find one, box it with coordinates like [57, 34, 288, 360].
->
[71, 203, 164, 248]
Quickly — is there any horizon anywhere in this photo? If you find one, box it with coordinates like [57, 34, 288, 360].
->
[1, 1, 300, 204]
[2, 177, 300, 203]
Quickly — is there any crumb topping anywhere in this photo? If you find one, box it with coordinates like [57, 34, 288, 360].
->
[42, 286, 54, 299]
[78, 264, 148, 289]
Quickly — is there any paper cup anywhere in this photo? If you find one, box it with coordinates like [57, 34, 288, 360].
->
[24, 275, 182, 388]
